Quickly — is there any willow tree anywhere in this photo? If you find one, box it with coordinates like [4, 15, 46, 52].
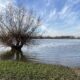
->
[0, 5, 41, 52]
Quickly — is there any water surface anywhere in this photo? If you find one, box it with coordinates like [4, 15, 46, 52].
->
[23, 39, 80, 68]
[1, 39, 80, 68]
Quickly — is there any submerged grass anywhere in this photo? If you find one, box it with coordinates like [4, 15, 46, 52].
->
[0, 61, 79, 80]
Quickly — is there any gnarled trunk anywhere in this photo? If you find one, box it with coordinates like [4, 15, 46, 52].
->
[11, 45, 22, 52]
[11, 41, 23, 52]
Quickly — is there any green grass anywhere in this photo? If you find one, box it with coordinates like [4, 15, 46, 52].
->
[0, 61, 79, 80]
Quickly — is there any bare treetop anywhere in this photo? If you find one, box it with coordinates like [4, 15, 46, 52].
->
[0, 4, 41, 51]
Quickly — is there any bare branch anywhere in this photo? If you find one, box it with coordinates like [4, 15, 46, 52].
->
[0, 4, 41, 50]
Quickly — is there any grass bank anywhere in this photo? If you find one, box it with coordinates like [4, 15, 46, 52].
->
[0, 61, 79, 80]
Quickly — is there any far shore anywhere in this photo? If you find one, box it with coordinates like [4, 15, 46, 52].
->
[31, 36, 80, 39]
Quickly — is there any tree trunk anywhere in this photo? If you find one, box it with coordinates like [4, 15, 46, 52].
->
[11, 45, 23, 60]
[11, 44, 23, 52]
[11, 46, 21, 52]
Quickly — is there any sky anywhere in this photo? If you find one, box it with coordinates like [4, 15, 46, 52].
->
[0, 0, 80, 36]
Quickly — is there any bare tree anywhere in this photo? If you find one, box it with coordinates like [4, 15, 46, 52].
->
[0, 4, 41, 52]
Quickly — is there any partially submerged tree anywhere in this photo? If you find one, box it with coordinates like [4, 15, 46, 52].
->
[0, 4, 41, 52]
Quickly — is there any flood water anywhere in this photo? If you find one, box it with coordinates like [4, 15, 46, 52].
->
[1, 39, 80, 68]
[23, 39, 80, 68]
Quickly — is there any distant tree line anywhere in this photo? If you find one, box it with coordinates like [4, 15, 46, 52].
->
[31, 36, 80, 39]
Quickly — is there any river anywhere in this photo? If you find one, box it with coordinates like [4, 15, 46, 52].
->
[1, 39, 80, 67]
[23, 39, 80, 68]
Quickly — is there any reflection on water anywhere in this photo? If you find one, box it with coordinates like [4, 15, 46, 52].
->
[0, 39, 80, 67]
[0, 50, 28, 61]
[0, 46, 37, 62]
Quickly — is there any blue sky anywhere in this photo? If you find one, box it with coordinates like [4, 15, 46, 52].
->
[0, 0, 80, 36]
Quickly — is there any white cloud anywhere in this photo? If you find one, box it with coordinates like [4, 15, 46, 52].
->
[59, 6, 69, 17]
[45, 0, 52, 7]
[0, 0, 15, 8]
[42, 0, 80, 36]
[49, 9, 56, 19]
[47, 0, 79, 24]
[40, 24, 66, 37]
[67, 0, 80, 5]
